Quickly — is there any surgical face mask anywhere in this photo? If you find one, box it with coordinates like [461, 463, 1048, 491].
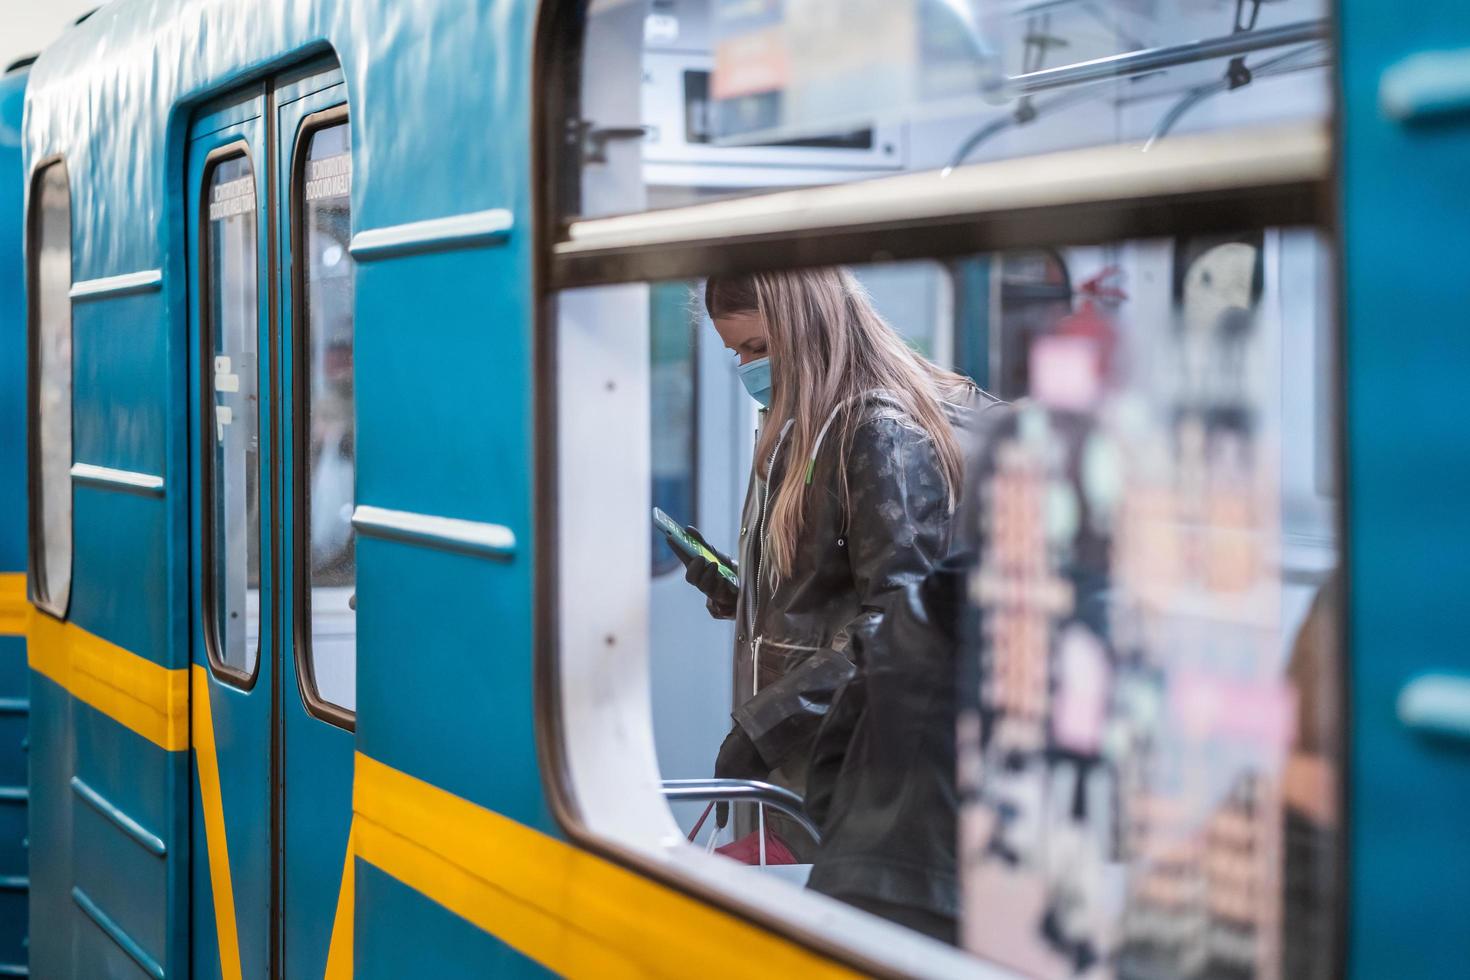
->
[737, 356, 772, 408]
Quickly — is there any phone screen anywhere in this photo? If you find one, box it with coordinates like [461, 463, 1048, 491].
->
[652, 508, 738, 587]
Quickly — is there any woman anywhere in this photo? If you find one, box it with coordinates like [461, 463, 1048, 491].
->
[675, 266, 1002, 924]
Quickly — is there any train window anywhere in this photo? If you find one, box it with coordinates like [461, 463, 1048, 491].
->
[27, 160, 73, 618]
[202, 149, 262, 682]
[548, 0, 1339, 970]
[294, 114, 357, 721]
[551, 235, 1340, 972]
[560, 0, 1330, 222]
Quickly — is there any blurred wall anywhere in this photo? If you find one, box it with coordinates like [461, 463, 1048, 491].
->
[1, 0, 103, 72]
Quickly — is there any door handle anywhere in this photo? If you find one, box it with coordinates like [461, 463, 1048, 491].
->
[1397, 673, 1470, 742]
[1380, 47, 1470, 123]
[569, 120, 654, 164]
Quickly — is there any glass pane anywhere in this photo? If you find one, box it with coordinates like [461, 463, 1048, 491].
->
[571, 0, 1331, 220]
[960, 230, 1340, 978]
[852, 261, 954, 365]
[206, 153, 261, 677]
[300, 122, 357, 713]
[650, 281, 698, 577]
[33, 162, 72, 612]
[556, 240, 1338, 969]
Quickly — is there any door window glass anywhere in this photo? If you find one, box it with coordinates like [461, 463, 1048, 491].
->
[650, 281, 699, 577]
[204, 151, 261, 679]
[30, 161, 73, 616]
[298, 120, 357, 715]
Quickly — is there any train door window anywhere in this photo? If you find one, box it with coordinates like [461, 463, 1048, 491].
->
[203, 149, 262, 680]
[993, 249, 1073, 401]
[294, 115, 357, 718]
[27, 160, 73, 618]
[852, 262, 955, 367]
[650, 281, 698, 577]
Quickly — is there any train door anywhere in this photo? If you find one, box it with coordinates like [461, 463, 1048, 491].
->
[273, 67, 356, 978]
[187, 89, 274, 979]
[187, 63, 355, 979]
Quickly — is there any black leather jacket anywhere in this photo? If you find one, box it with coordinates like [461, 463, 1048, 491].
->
[726, 388, 1004, 813]
[803, 553, 973, 933]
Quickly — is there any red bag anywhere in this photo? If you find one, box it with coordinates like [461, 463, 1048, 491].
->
[687, 803, 798, 865]
[715, 829, 797, 866]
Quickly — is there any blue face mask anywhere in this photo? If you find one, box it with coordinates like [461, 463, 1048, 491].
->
[737, 356, 772, 408]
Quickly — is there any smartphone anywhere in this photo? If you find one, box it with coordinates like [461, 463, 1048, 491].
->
[652, 508, 739, 588]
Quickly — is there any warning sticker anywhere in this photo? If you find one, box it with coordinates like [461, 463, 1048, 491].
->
[209, 175, 256, 221]
[304, 153, 351, 202]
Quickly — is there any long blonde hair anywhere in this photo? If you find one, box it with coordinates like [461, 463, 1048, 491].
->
[705, 266, 975, 580]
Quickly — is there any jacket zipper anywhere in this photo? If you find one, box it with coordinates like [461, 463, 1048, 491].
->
[749, 420, 792, 695]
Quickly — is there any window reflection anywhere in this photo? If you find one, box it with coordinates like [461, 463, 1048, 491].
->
[299, 121, 357, 715]
[960, 231, 1339, 978]
[31, 161, 73, 614]
[650, 281, 699, 577]
[205, 152, 261, 677]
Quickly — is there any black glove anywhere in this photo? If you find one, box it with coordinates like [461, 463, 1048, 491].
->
[714, 725, 766, 828]
[678, 525, 739, 620]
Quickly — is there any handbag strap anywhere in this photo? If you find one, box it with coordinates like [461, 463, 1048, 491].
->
[687, 802, 716, 844]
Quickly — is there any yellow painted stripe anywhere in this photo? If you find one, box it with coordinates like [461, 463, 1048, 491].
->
[27, 613, 189, 750]
[353, 753, 859, 979]
[323, 820, 356, 980]
[0, 573, 29, 636]
[354, 817, 643, 980]
[192, 665, 244, 980]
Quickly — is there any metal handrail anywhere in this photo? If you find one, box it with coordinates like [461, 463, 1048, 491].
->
[1143, 42, 1330, 151]
[661, 778, 822, 844]
[944, 79, 1132, 175]
[1000, 19, 1329, 95]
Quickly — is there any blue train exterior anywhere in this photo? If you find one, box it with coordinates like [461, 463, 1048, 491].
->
[12, 3, 844, 977]
[17, 3, 554, 976]
[4, 0, 1469, 977]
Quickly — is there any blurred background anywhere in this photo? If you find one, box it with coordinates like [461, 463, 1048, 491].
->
[3, 2, 98, 70]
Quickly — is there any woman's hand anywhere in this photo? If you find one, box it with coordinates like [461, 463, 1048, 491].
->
[713, 726, 766, 827]
[677, 526, 739, 620]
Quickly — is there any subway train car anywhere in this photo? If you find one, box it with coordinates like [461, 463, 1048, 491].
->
[4, 0, 1468, 977]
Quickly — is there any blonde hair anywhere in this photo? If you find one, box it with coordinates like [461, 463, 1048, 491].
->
[705, 266, 975, 580]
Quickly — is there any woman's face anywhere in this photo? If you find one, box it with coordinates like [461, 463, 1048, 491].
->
[713, 312, 770, 365]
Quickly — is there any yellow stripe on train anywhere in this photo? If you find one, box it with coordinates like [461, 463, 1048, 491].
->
[0, 573, 28, 637]
[192, 664, 244, 980]
[14, 595, 851, 977]
[352, 752, 858, 979]
[26, 611, 189, 751]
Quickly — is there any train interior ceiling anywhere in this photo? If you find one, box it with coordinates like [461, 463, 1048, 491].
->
[555, 0, 1337, 972]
